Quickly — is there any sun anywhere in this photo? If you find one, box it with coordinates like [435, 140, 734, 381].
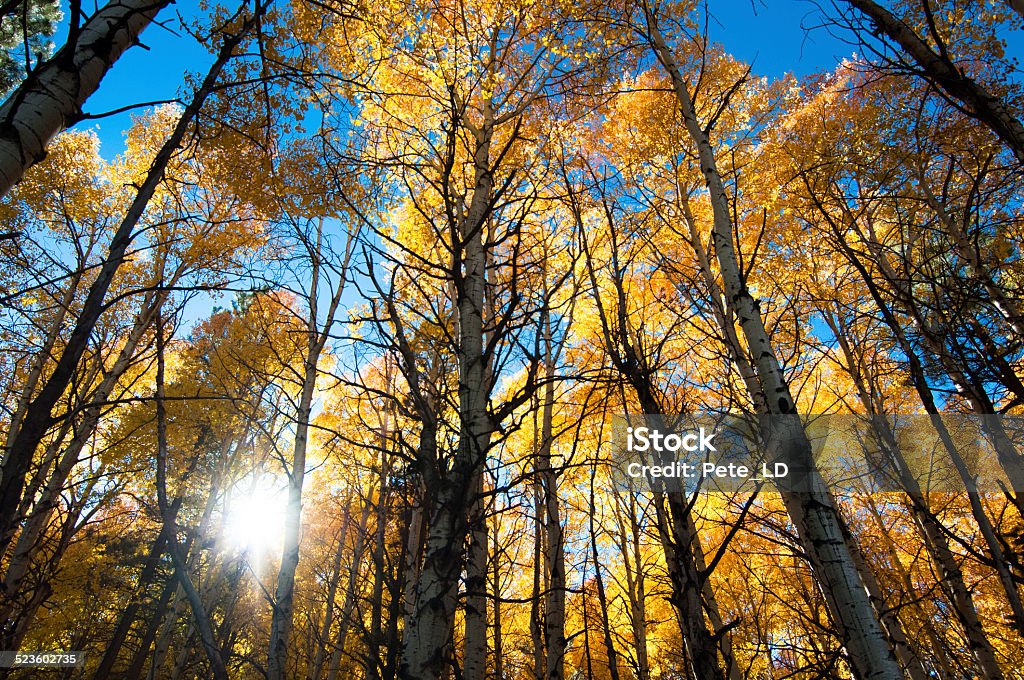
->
[222, 474, 289, 556]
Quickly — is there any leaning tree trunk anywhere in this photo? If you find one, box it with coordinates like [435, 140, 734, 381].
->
[823, 308, 1006, 679]
[834, 223, 1024, 644]
[1, 288, 170, 609]
[642, 11, 902, 679]
[0, 0, 172, 197]
[0, 11, 262, 559]
[843, 0, 1024, 163]
[154, 316, 227, 680]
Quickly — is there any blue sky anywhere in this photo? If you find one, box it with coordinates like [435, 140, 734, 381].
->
[61, 0, 1022, 158]
[66, 0, 865, 158]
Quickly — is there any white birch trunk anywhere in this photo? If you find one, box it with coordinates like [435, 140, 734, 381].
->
[0, 0, 171, 197]
[642, 11, 901, 679]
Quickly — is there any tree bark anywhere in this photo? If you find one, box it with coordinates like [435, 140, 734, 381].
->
[642, 9, 902, 679]
[463, 470, 489, 680]
[844, 0, 1024, 163]
[492, 512, 504, 680]
[0, 0, 171, 197]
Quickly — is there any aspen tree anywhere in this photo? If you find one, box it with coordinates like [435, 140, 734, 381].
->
[638, 4, 902, 678]
[0, 0, 171, 196]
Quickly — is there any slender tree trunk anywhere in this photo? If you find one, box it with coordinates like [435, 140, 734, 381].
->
[538, 311, 566, 680]
[309, 511, 350, 680]
[655, 486, 727, 680]
[268, 215, 352, 680]
[464, 470, 489, 680]
[866, 491, 995, 680]
[834, 227, 1024, 645]
[147, 581, 187, 680]
[215, 558, 245, 667]
[267, 357, 318, 680]
[154, 316, 227, 680]
[823, 307, 1008, 679]
[612, 485, 649, 680]
[169, 623, 195, 680]
[141, 465, 225, 680]
[124, 574, 179, 680]
[531, 470, 545, 680]
[492, 503, 504, 680]
[642, 11, 901, 678]
[847, 529, 929, 680]
[865, 201, 1024, 516]
[326, 499, 374, 680]
[588, 467, 621, 680]
[369, 450, 391, 680]
[575, 177, 726, 680]
[582, 582, 598, 680]
[917, 172, 1024, 340]
[2, 259, 89, 463]
[2, 289, 167, 609]
[92, 501, 180, 679]
[0, 468, 104, 654]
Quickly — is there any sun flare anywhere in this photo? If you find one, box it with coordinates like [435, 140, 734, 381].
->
[223, 475, 289, 556]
